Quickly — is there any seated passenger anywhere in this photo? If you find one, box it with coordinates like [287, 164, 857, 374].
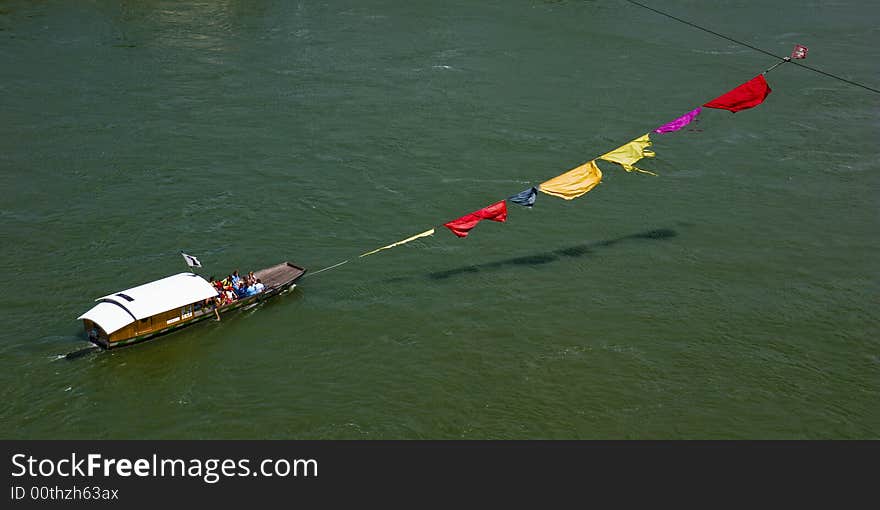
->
[234, 280, 247, 299]
[254, 279, 265, 293]
[245, 282, 257, 297]
[231, 270, 241, 285]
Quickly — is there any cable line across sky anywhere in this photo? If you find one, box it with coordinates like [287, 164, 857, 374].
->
[623, 0, 880, 95]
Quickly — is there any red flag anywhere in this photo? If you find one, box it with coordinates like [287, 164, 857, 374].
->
[790, 44, 808, 59]
[443, 200, 508, 238]
[703, 74, 772, 113]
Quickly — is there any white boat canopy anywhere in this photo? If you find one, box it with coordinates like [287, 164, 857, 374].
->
[77, 301, 136, 335]
[77, 273, 218, 334]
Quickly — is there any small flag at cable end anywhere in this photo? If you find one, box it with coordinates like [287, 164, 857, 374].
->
[181, 252, 202, 268]
[791, 44, 808, 59]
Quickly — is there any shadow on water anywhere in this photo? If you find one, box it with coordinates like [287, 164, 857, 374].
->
[426, 227, 678, 281]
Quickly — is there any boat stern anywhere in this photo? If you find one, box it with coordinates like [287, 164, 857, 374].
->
[82, 319, 111, 349]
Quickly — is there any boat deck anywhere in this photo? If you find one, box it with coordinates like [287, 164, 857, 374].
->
[254, 262, 307, 289]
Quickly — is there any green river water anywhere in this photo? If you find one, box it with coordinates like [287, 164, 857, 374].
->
[1, 0, 877, 438]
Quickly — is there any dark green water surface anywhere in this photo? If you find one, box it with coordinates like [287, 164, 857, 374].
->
[1, 0, 877, 438]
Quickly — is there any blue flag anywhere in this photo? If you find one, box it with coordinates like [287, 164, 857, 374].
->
[509, 187, 538, 207]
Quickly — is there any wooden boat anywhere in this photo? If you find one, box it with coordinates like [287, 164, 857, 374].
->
[77, 262, 306, 349]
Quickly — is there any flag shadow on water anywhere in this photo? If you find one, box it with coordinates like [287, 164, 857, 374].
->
[426, 227, 678, 281]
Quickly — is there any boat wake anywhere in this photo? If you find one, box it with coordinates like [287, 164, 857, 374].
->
[62, 345, 101, 361]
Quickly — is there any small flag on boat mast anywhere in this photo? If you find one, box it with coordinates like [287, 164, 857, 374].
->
[181, 252, 202, 268]
[790, 44, 808, 59]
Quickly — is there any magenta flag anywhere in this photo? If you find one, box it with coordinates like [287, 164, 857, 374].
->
[653, 107, 702, 134]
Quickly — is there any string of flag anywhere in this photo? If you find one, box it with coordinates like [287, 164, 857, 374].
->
[344, 54, 781, 256]
[176, 3, 879, 280]
[243, 6, 880, 279]
[302, 1, 879, 277]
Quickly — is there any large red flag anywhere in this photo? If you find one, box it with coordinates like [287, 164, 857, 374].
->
[443, 200, 508, 238]
[703, 74, 772, 113]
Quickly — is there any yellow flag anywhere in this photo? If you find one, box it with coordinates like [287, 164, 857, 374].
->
[600, 133, 657, 175]
[359, 229, 435, 257]
[539, 160, 602, 200]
